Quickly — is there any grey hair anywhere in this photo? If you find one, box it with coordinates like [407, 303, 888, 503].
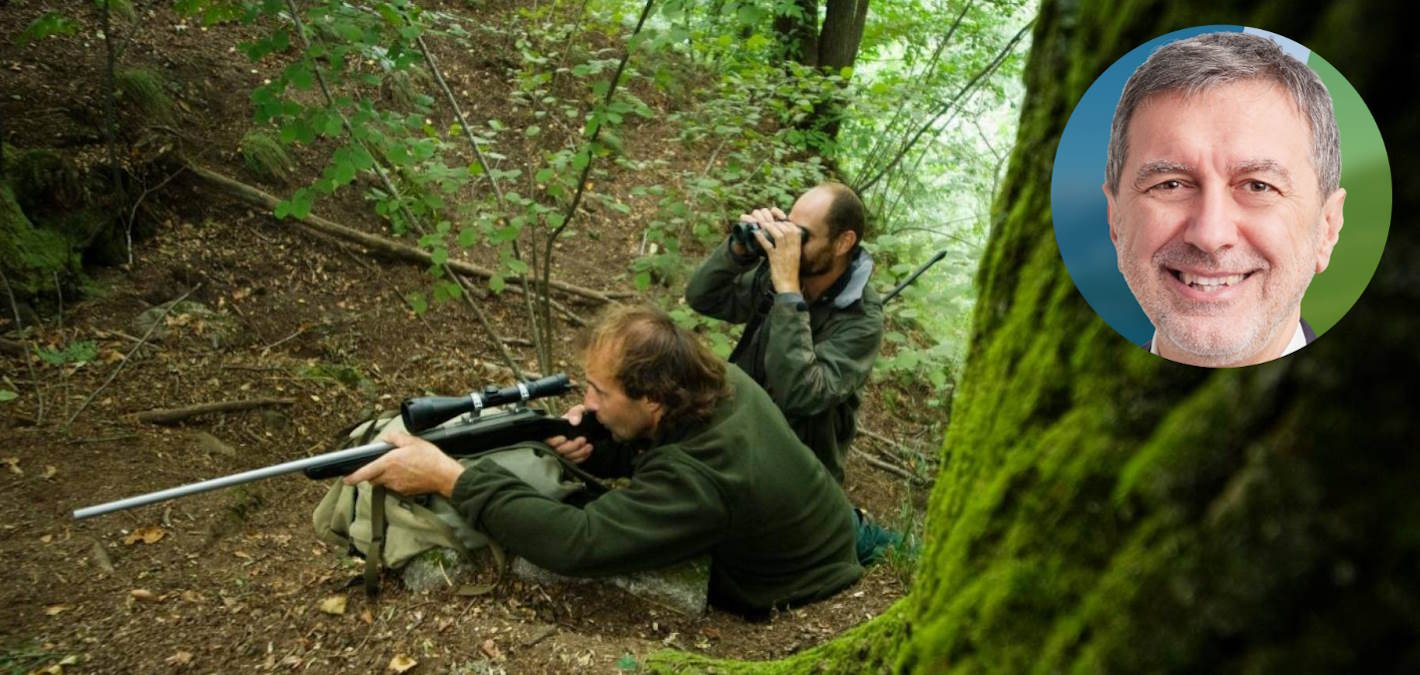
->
[1105, 32, 1340, 196]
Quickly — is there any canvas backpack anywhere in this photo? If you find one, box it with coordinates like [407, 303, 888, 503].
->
[311, 409, 587, 594]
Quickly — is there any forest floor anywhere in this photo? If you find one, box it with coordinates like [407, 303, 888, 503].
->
[1, 1, 938, 672]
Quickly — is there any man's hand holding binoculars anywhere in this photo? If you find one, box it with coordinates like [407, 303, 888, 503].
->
[733, 206, 804, 295]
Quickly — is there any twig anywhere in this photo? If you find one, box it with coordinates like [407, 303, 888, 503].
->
[851, 448, 924, 485]
[0, 268, 45, 425]
[859, 427, 917, 458]
[55, 271, 70, 422]
[124, 164, 186, 266]
[66, 285, 199, 428]
[261, 323, 310, 353]
[407, 21, 548, 373]
[538, 0, 655, 355]
[134, 398, 297, 425]
[70, 433, 139, 444]
[452, 273, 525, 380]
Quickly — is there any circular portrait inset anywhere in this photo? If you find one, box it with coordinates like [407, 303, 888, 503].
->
[1051, 26, 1391, 368]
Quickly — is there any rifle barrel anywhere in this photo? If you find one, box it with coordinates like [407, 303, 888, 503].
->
[72, 439, 393, 520]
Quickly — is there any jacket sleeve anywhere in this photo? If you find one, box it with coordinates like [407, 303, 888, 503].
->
[762, 299, 884, 417]
[451, 454, 727, 577]
[685, 238, 764, 325]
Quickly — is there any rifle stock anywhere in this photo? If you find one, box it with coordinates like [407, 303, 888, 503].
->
[73, 374, 610, 520]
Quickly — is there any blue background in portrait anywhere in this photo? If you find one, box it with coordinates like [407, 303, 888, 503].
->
[1050, 26, 1308, 346]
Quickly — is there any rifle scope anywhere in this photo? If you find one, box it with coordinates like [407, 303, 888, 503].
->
[401, 373, 571, 433]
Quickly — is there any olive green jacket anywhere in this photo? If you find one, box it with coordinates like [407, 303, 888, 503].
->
[450, 365, 863, 614]
[685, 241, 884, 483]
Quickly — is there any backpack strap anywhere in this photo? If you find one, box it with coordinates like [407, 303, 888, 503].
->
[364, 484, 388, 597]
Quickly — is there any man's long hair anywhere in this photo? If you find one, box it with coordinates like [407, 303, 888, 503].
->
[580, 305, 730, 433]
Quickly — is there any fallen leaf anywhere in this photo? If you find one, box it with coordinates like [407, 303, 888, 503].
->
[130, 589, 160, 603]
[388, 654, 417, 673]
[180, 590, 206, 604]
[40, 534, 52, 543]
[123, 526, 165, 545]
[166, 650, 194, 666]
[90, 540, 114, 573]
[318, 594, 347, 615]
[42, 465, 57, 479]
[45, 604, 72, 616]
[481, 638, 502, 660]
[2, 456, 20, 475]
[360, 609, 374, 625]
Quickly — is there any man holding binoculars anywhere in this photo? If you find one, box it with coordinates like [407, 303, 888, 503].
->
[686, 182, 883, 484]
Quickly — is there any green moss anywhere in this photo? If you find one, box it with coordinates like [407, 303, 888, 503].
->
[0, 183, 75, 296]
[116, 68, 173, 122]
[240, 130, 295, 182]
[646, 602, 910, 674]
[8, 147, 83, 215]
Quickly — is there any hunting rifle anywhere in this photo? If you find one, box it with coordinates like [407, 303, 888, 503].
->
[73, 373, 607, 520]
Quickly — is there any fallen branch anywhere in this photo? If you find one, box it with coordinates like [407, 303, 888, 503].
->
[134, 398, 296, 426]
[185, 163, 619, 305]
[851, 447, 925, 485]
[859, 427, 919, 458]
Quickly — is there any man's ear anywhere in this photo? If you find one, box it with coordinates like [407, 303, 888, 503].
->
[835, 230, 858, 257]
[643, 398, 665, 426]
[1315, 187, 1346, 274]
[1103, 182, 1120, 246]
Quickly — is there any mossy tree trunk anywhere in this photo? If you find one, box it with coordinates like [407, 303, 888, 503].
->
[653, 0, 1415, 671]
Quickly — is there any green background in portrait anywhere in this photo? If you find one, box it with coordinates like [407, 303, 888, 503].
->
[1302, 54, 1391, 334]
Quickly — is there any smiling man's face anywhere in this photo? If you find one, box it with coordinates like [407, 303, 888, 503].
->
[1105, 79, 1345, 367]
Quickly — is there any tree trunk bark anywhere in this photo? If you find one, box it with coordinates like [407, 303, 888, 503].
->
[652, 0, 1416, 670]
[817, 0, 868, 71]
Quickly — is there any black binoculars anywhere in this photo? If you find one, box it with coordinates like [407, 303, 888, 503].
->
[730, 220, 811, 258]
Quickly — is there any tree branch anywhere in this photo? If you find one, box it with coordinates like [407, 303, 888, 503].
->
[134, 398, 296, 425]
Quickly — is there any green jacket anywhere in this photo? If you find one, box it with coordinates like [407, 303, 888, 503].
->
[685, 241, 884, 483]
[450, 365, 863, 613]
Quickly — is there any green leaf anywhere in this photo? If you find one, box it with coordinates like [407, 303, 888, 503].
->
[616, 653, 638, 672]
[0, 389, 17, 403]
[633, 270, 651, 290]
[284, 62, 314, 90]
[407, 292, 428, 315]
[458, 228, 478, 247]
[524, 125, 541, 138]
[488, 275, 506, 293]
[430, 247, 448, 266]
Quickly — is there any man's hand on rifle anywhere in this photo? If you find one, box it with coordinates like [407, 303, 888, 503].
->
[546, 404, 594, 464]
[344, 430, 465, 497]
